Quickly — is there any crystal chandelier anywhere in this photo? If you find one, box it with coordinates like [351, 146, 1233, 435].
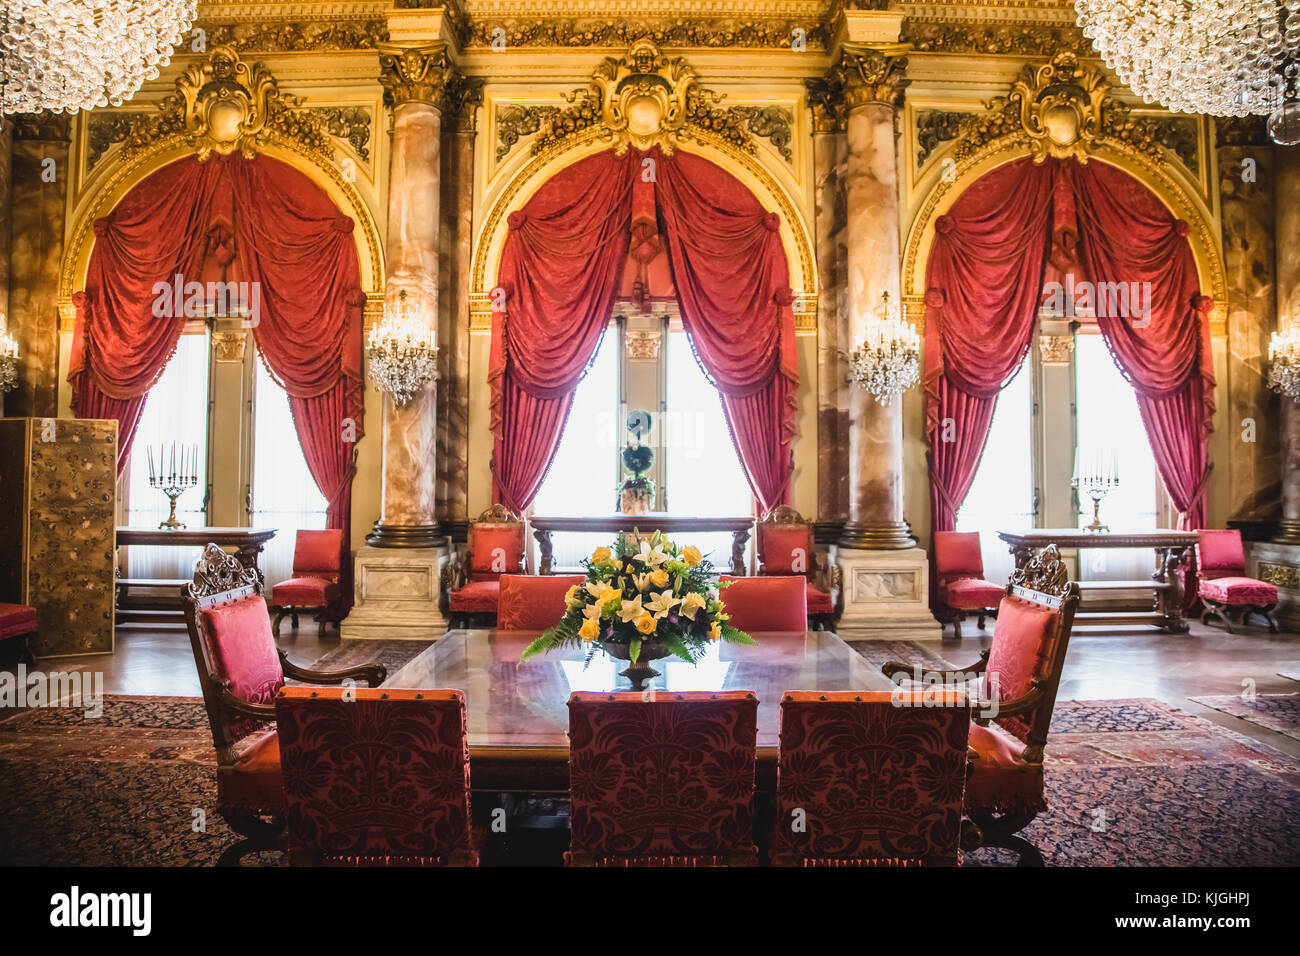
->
[366, 289, 439, 406]
[1, 1, 196, 116]
[1075, 1, 1300, 145]
[1269, 320, 1300, 401]
[0, 313, 19, 394]
[849, 292, 921, 404]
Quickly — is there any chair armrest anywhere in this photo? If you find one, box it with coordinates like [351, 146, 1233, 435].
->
[279, 650, 387, 687]
[973, 680, 1044, 724]
[215, 683, 278, 721]
[881, 649, 989, 682]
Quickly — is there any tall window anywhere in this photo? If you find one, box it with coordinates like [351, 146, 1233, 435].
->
[251, 354, 328, 588]
[123, 332, 210, 578]
[532, 328, 620, 568]
[664, 329, 753, 567]
[956, 361, 1034, 586]
[1074, 330, 1159, 580]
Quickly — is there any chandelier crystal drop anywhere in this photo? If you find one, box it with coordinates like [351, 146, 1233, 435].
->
[1075, 0, 1300, 145]
[0, 313, 19, 394]
[1268, 321, 1300, 402]
[367, 289, 439, 406]
[848, 292, 921, 405]
[1, 0, 197, 116]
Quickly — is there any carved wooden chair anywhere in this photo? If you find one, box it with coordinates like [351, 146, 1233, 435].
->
[1196, 529, 1279, 633]
[882, 544, 1080, 866]
[934, 531, 1004, 639]
[717, 575, 808, 632]
[275, 686, 476, 866]
[181, 544, 386, 865]
[755, 506, 839, 629]
[771, 691, 971, 866]
[566, 691, 759, 866]
[443, 504, 527, 628]
[269, 528, 345, 637]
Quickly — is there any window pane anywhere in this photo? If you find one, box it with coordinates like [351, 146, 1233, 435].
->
[533, 328, 619, 569]
[665, 330, 753, 568]
[251, 354, 328, 588]
[1074, 332, 1158, 581]
[123, 332, 210, 579]
[956, 361, 1033, 586]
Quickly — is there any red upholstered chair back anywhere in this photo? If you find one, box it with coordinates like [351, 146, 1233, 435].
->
[467, 505, 526, 581]
[497, 574, 586, 630]
[566, 691, 759, 866]
[275, 687, 475, 866]
[934, 531, 985, 578]
[983, 545, 1080, 752]
[773, 691, 970, 866]
[291, 528, 344, 578]
[717, 575, 807, 632]
[1197, 529, 1246, 579]
[757, 506, 816, 577]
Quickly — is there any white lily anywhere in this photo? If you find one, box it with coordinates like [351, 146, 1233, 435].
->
[618, 595, 644, 623]
[646, 589, 683, 620]
[582, 602, 604, 622]
[631, 571, 652, 592]
[636, 539, 670, 567]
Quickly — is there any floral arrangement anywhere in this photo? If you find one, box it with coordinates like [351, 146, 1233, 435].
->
[520, 530, 755, 665]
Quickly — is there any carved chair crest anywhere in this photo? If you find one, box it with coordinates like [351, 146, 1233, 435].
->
[187, 543, 261, 605]
[1009, 544, 1072, 606]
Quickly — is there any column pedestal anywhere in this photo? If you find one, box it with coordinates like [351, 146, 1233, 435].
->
[832, 544, 941, 641]
[1245, 542, 1300, 631]
[342, 544, 449, 640]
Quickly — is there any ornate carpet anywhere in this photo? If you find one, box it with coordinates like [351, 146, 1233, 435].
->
[1189, 692, 1300, 743]
[2, 641, 1299, 866]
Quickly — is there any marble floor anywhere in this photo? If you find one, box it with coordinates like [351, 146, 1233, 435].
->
[6, 617, 1300, 759]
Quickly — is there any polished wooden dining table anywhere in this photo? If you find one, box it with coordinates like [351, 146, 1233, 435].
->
[384, 628, 896, 792]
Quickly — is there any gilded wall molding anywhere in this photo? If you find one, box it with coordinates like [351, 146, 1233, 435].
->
[806, 47, 909, 132]
[466, 17, 828, 50]
[194, 18, 388, 51]
[308, 106, 374, 162]
[901, 19, 1092, 58]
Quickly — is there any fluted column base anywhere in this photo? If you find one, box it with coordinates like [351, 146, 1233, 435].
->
[341, 544, 449, 641]
[1273, 520, 1300, 545]
[838, 520, 917, 550]
[365, 520, 446, 548]
[831, 544, 940, 642]
[1244, 541, 1300, 631]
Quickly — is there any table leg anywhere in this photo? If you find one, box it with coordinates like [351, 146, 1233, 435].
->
[535, 529, 554, 575]
[731, 529, 750, 576]
[1154, 546, 1190, 633]
[235, 543, 266, 587]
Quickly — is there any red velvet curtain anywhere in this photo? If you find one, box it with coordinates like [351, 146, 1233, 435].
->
[70, 154, 365, 607]
[924, 156, 1214, 602]
[489, 147, 798, 514]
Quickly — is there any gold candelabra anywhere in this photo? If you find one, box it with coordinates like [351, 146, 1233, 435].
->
[147, 441, 199, 530]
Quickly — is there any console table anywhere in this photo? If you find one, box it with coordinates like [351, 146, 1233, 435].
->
[115, 527, 278, 622]
[996, 529, 1199, 633]
[530, 515, 753, 575]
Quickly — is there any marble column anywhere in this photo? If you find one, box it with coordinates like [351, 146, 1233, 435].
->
[343, 44, 453, 640]
[1276, 144, 1300, 544]
[820, 48, 939, 640]
[0, 122, 11, 414]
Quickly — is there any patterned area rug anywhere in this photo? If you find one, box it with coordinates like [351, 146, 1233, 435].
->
[1189, 692, 1300, 743]
[3, 644, 1300, 865]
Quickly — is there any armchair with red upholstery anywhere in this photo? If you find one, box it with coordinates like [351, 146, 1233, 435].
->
[275, 686, 476, 866]
[717, 575, 808, 632]
[181, 544, 386, 865]
[755, 506, 838, 629]
[1196, 529, 1279, 633]
[566, 690, 758, 866]
[772, 691, 971, 866]
[269, 529, 344, 637]
[0, 603, 38, 666]
[934, 531, 1005, 639]
[496, 573, 587, 630]
[444, 505, 527, 628]
[882, 544, 1080, 865]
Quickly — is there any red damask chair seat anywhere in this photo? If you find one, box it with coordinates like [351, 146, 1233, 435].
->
[566, 691, 759, 866]
[945, 578, 1006, 610]
[0, 603, 38, 665]
[772, 691, 971, 867]
[806, 583, 834, 616]
[1196, 529, 1279, 633]
[276, 687, 477, 866]
[271, 576, 340, 606]
[964, 721, 1046, 817]
[218, 728, 284, 817]
[447, 579, 501, 615]
[497, 574, 586, 631]
[1197, 576, 1278, 606]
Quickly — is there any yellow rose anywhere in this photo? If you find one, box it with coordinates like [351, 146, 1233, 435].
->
[634, 611, 657, 635]
[649, 568, 669, 589]
[598, 584, 621, 605]
[708, 621, 722, 641]
[682, 545, 702, 567]
[578, 617, 600, 642]
[564, 584, 580, 606]
[591, 546, 612, 563]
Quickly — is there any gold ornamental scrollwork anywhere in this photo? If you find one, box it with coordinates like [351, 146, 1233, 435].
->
[121, 46, 330, 161]
[1010, 52, 1108, 163]
[377, 42, 453, 108]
